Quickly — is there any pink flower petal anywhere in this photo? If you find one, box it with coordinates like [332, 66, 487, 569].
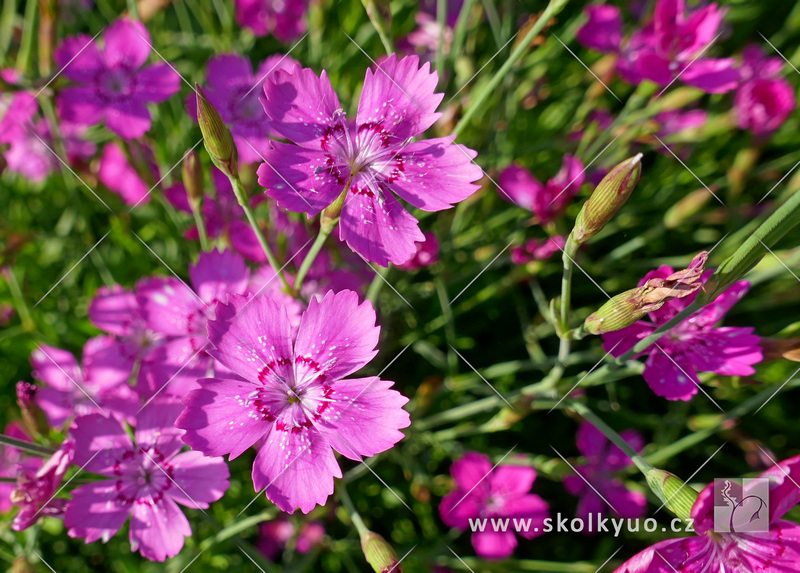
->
[439, 489, 484, 529]
[680, 58, 740, 94]
[388, 137, 482, 212]
[103, 18, 151, 69]
[451, 452, 493, 492]
[69, 413, 134, 475]
[98, 142, 150, 205]
[490, 465, 537, 497]
[31, 345, 81, 391]
[129, 495, 191, 561]
[642, 350, 699, 401]
[339, 187, 424, 267]
[257, 141, 348, 216]
[471, 529, 518, 560]
[189, 248, 250, 305]
[261, 67, 342, 149]
[253, 425, 341, 514]
[54, 35, 104, 83]
[82, 335, 133, 389]
[168, 450, 230, 508]
[577, 4, 623, 52]
[135, 63, 180, 103]
[134, 400, 186, 458]
[56, 86, 105, 126]
[206, 295, 294, 384]
[356, 54, 442, 142]
[293, 291, 379, 380]
[497, 164, 543, 210]
[65, 481, 132, 543]
[88, 285, 139, 337]
[176, 378, 273, 459]
[496, 493, 549, 539]
[105, 99, 152, 139]
[137, 276, 203, 337]
[316, 376, 409, 460]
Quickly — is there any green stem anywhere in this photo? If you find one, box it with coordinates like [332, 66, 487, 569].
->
[451, 0, 569, 136]
[0, 0, 16, 62]
[294, 227, 331, 295]
[566, 400, 654, 475]
[189, 199, 210, 251]
[337, 482, 369, 537]
[229, 175, 290, 292]
[365, 269, 386, 303]
[198, 511, 275, 550]
[127, 0, 140, 19]
[0, 435, 55, 457]
[360, 0, 394, 56]
[3, 267, 34, 331]
[15, 0, 36, 73]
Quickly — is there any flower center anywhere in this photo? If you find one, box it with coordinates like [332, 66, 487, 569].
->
[99, 67, 135, 99]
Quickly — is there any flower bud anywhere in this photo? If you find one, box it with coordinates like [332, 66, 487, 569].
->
[195, 84, 238, 178]
[645, 469, 698, 522]
[361, 532, 401, 573]
[572, 154, 642, 245]
[583, 289, 648, 335]
[182, 149, 204, 206]
[584, 251, 707, 335]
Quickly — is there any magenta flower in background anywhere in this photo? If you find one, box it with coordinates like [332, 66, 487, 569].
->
[0, 86, 36, 146]
[234, 0, 310, 42]
[55, 18, 180, 139]
[397, 231, 439, 270]
[563, 421, 647, 529]
[735, 45, 796, 135]
[177, 290, 410, 513]
[136, 248, 250, 396]
[257, 516, 325, 560]
[11, 438, 74, 531]
[497, 155, 584, 224]
[31, 338, 138, 428]
[0, 422, 29, 513]
[88, 284, 161, 381]
[258, 54, 483, 267]
[64, 402, 229, 561]
[578, 0, 739, 93]
[192, 53, 300, 162]
[654, 109, 708, 138]
[615, 453, 800, 572]
[602, 267, 762, 401]
[577, 4, 623, 53]
[97, 141, 158, 206]
[164, 167, 266, 262]
[511, 235, 566, 265]
[439, 452, 549, 560]
[4, 118, 95, 183]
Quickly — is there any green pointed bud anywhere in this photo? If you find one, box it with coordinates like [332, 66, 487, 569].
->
[572, 154, 642, 245]
[583, 289, 647, 335]
[645, 469, 698, 522]
[195, 84, 238, 178]
[361, 532, 401, 573]
[585, 251, 707, 335]
[182, 149, 204, 205]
